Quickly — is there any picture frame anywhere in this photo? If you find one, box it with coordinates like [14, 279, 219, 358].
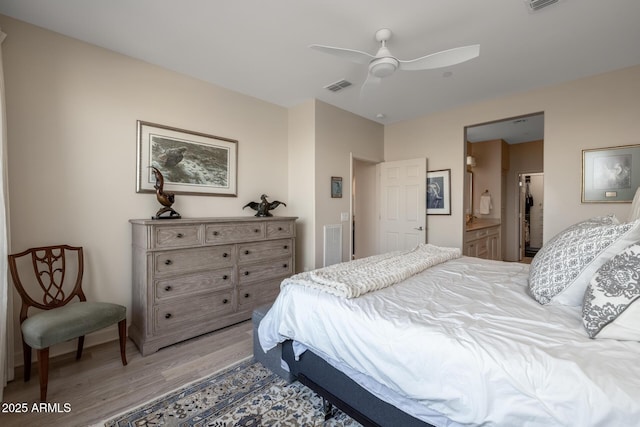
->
[427, 169, 451, 215]
[331, 176, 343, 198]
[136, 120, 238, 196]
[582, 144, 640, 203]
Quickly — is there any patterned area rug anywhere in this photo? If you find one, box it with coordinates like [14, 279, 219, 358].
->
[103, 359, 361, 426]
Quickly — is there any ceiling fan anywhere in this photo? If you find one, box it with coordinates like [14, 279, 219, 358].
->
[310, 28, 480, 91]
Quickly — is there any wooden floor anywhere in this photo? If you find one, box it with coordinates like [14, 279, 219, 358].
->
[1, 320, 253, 427]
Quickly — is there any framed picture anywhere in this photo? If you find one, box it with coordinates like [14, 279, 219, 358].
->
[331, 176, 343, 198]
[582, 144, 640, 203]
[427, 169, 451, 215]
[136, 121, 238, 196]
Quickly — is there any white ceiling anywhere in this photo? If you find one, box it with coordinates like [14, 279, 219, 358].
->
[0, 0, 639, 134]
[467, 112, 545, 144]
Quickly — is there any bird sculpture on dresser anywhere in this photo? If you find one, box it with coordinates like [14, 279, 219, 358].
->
[243, 194, 286, 217]
[150, 166, 181, 219]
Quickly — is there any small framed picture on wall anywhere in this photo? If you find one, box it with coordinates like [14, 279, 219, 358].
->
[427, 169, 451, 215]
[331, 176, 343, 198]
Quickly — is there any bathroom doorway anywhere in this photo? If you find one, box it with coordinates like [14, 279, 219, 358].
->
[464, 112, 544, 262]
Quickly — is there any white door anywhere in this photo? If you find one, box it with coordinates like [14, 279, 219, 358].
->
[379, 158, 427, 253]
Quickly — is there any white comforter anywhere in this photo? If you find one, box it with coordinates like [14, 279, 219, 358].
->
[259, 256, 640, 427]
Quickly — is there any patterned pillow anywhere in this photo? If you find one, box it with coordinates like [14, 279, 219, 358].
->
[583, 243, 640, 340]
[528, 216, 640, 305]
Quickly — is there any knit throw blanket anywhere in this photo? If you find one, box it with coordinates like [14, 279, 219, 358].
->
[282, 244, 461, 298]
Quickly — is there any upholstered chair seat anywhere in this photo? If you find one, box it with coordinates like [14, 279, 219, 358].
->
[21, 302, 126, 350]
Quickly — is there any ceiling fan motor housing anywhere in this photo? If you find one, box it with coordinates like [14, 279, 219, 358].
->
[369, 57, 399, 77]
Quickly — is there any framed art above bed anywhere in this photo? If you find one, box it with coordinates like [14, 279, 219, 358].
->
[582, 143, 640, 203]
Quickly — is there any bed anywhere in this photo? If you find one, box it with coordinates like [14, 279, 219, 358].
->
[258, 218, 640, 427]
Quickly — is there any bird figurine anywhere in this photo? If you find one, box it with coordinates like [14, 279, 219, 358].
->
[243, 194, 286, 217]
[150, 166, 181, 219]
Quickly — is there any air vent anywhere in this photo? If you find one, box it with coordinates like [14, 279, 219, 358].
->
[527, 0, 559, 11]
[324, 79, 352, 92]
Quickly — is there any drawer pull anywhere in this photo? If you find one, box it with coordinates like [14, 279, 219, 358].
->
[244, 293, 250, 298]
[254, 229, 260, 233]
[244, 250, 250, 255]
[164, 259, 173, 265]
[165, 313, 172, 319]
[222, 275, 228, 280]
[222, 298, 229, 304]
[283, 245, 288, 249]
[223, 252, 229, 258]
[212, 231, 219, 236]
[244, 271, 250, 276]
[283, 263, 288, 268]
[278, 227, 283, 231]
[176, 233, 184, 238]
[164, 285, 172, 292]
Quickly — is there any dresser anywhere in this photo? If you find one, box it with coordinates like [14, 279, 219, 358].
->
[464, 219, 501, 260]
[129, 216, 296, 355]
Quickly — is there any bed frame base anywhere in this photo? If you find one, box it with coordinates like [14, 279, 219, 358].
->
[297, 372, 380, 426]
[281, 340, 434, 427]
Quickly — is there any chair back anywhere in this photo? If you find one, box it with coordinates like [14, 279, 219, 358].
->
[8, 244, 86, 324]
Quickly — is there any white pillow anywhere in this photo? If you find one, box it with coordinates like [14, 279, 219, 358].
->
[583, 243, 640, 340]
[528, 216, 640, 305]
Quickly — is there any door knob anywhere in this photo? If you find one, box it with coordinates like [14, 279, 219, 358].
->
[414, 226, 424, 231]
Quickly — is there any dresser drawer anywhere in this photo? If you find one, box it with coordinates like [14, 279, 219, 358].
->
[205, 222, 265, 244]
[154, 268, 233, 301]
[237, 279, 281, 310]
[153, 225, 202, 248]
[266, 221, 295, 239]
[238, 239, 293, 263]
[238, 257, 292, 285]
[154, 290, 235, 332]
[154, 246, 234, 276]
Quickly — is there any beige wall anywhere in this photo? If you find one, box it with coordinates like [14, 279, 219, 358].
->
[287, 100, 384, 271]
[314, 101, 384, 268]
[1, 16, 290, 358]
[385, 65, 640, 248]
[288, 100, 316, 272]
[469, 140, 502, 220]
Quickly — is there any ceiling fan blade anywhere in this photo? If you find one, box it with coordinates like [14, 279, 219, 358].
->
[399, 44, 480, 71]
[360, 73, 381, 99]
[309, 44, 374, 65]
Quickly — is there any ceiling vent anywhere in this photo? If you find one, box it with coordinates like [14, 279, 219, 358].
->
[324, 79, 352, 93]
[527, 0, 559, 11]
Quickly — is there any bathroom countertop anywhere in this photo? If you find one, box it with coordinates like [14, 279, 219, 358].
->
[466, 218, 501, 232]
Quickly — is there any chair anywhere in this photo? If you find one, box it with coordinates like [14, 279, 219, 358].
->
[8, 244, 127, 401]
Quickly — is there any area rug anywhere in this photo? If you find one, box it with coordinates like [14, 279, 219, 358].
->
[103, 358, 361, 426]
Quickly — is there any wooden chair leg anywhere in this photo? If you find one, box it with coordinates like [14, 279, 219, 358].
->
[118, 319, 128, 366]
[76, 335, 85, 360]
[37, 348, 50, 402]
[22, 340, 32, 381]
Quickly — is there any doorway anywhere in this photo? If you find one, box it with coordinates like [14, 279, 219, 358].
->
[464, 112, 544, 262]
[350, 156, 379, 260]
[520, 173, 544, 258]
